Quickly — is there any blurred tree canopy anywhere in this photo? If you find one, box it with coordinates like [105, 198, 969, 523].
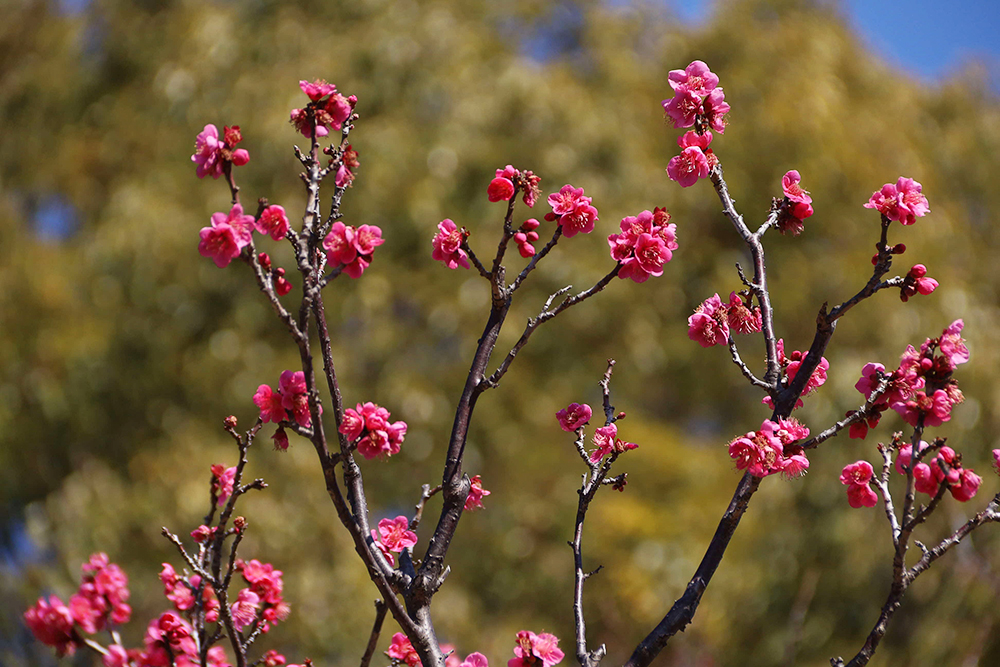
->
[3, 0, 1000, 665]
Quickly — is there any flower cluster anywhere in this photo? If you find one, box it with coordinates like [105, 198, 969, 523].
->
[840, 460, 878, 508]
[864, 176, 930, 225]
[662, 60, 729, 133]
[211, 464, 237, 507]
[289, 79, 355, 139]
[465, 475, 491, 511]
[556, 402, 593, 432]
[339, 401, 408, 459]
[386, 633, 421, 667]
[775, 170, 814, 235]
[666, 131, 718, 187]
[488, 165, 541, 208]
[662, 61, 729, 188]
[237, 558, 289, 632]
[323, 222, 385, 278]
[335, 144, 360, 188]
[687, 292, 762, 347]
[590, 423, 637, 463]
[728, 418, 810, 479]
[24, 553, 132, 657]
[371, 516, 418, 568]
[255, 205, 291, 241]
[608, 208, 678, 283]
[192, 124, 249, 180]
[160, 562, 220, 622]
[761, 339, 829, 410]
[253, 370, 318, 429]
[508, 630, 564, 667]
[899, 264, 938, 302]
[852, 320, 968, 435]
[198, 203, 256, 268]
[432, 219, 470, 270]
[544, 184, 599, 238]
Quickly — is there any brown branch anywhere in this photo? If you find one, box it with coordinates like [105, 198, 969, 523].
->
[360, 600, 389, 667]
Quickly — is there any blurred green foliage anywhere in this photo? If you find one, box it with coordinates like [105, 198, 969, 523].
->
[2, 0, 1000, 665]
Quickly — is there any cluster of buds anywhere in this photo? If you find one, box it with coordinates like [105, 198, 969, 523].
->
[513, 218, 541, 257]
[895, 441, 982, 501]
[607, 208, 678, 283]
[257, 253, 293, 296]
[899, 264, 938, 302]
[488, 164, 542, 208]
[687, 291, 763, 348]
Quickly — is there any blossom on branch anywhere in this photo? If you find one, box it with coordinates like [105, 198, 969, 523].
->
[432, 219, 470, 269]
[556, 402, 592, 432]
[545, 184, 598, 237]
[508, 630, 564, 667]
[465, 475, 491, 511]
[864, 176, 930, 225]
[840, 461, 878, 508]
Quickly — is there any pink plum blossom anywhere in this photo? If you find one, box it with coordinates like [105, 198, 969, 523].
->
[667, 145, 710, 187]
[667, 60, 719, 95]
[725, 292, 761, 334]
[231, 589, 260, 632]
[590, 424, 618, 462]
[556, 403, 592, 431]
[509, 631, 564, 667]
[198, 223, 242, 268]
[379, 516, 418, 552]
[894, 177, 930, 225]
[702, 88, 730, 133]
[688, 293, 729, 347]
[663, 89, 703, 128]
[465, 475, 491, 511]
[939, 319, 969, 369]
[781, 170, 812, 205]
[432, 219, 470, 269]
[387, 633, 421, 667]
[24, 596, 78, 656]
[212, 464, 237, 507]
[256, 205, 290, 241]
[840, 461, 878, 508]
[254, 384, 288, 423]
[488, 176, 515, 202]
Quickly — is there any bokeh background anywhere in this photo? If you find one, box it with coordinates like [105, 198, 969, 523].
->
[3, 0, 1000, 665]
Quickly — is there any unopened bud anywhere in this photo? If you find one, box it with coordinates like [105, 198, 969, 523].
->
[616, 411, 626, 420]
[258, 252, 271, 270]
[224, 415, 238, 430]
[891, 243, 906, 254]
[234, 516, 247, 531]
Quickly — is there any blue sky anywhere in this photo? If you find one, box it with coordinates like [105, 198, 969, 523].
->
[674, 0, 1000, 87]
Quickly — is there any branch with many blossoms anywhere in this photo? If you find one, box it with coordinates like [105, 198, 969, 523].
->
[24, 62, 1000, 667]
